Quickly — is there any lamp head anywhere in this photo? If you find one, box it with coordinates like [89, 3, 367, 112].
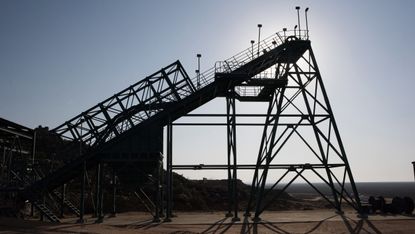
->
[283, 28, 287, 32]
[294, 25, 298, 29]
[250, 40, 255, 44]
[257, 24, 262, 28]
[295, 6, 300, 10]
[305, 7, 309, 12]
[197, 54, 201, 58]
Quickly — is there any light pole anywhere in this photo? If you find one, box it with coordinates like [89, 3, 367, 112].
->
[305, 7, 310, 39]
[196, 54, 201, 89]
[250, 40, 255, 59]
[296, 6, 301, 39]
[257, 24, 262, 57]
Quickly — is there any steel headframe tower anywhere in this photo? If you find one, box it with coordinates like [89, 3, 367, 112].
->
[245, 42, 361, 221]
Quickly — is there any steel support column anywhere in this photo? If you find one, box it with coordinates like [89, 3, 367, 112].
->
[164, 122, 173, 222]
[294, 63, 341, 211]
[153, 159, 162, 222]
[95, 162, 104, 223]
[244, 44, 361, 220]
[31, 130, 36, 181]
[40, 195, 45, 221]
[111, 168, 116, 217]
[94, 163, 100, 218]
[77, 160, 86, 223]
[309, 47, 362, 212]
[245, 83, 287, 221]
[60, 184, 65, 218]
[226, 93, 240, 221]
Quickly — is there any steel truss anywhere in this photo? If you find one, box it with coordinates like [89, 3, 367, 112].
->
[53, 60, 194, 146]
[0, 118, 35, 189]
[244, 46, 361, 221]
[166, 41, 361, 222]
[20, 61, 193, 223]
[4, 27, 361, 223]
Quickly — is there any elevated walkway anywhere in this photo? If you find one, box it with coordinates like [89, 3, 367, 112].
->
[6, 30, 315, 222]
[23, 32, 309, 198]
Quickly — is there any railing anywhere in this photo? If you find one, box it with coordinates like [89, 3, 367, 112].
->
[235, 86, 263, 97]
[53, 61, 193, 145]
[53, 30, 308, 147]
[190, 29, 308, 91]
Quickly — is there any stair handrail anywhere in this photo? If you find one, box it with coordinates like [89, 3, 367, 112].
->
[191, 29, 308, 91]
[51, 30, 308, 151]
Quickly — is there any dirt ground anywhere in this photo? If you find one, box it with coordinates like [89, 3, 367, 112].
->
[1, 210, 415, 233]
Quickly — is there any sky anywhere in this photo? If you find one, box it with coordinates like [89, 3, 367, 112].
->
[1, 0, 415, 183]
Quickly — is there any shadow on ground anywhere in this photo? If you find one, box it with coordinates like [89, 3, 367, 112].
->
[195, 214, 383, 234]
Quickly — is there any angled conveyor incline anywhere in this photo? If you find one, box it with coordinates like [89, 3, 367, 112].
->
[23, 38, 310, 201]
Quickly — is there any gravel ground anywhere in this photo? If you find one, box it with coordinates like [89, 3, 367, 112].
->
[1, 210, 415, 233]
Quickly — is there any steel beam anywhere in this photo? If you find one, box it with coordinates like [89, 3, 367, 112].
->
[172, 163, 345, 170]
[309, 47, 361, 211]
[60, 184, 65, 218]
[95, 162, 104, 223]
[77, 161, 86, 223]
[164, 122, 173, 222]
[111, 168, 116, 217]
[153, 159, 162, 222]
[243, 45, 361, 220]
[248, 84, 287, 220]
[226, 93, 239, 221]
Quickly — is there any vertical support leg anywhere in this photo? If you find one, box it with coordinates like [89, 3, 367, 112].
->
[30, 203, 34, 217]
[153, 159, 161, 222]
[308, 48, 362, 212]
[226, 114, 234, 217]
[226, 104, 233, 218]
[159, 160, 165, 218]
[226, 94, 240, 221]
[98, 163, 104, 223]
[2, 147, 6, 170]
[294, 63, 341, 212]
[164, 122, 173, 222]
[60, 184, 66, 218]
[40, 195, 45, 221]
[77, 161, 86, 223]
[254, 88, 286, 222]
[245, 85, 286, 221]
[31, 130, 37, 182]
[95, 162, 104, 223]
[94, 163, 100, 218]
[111, 167, 116, 217]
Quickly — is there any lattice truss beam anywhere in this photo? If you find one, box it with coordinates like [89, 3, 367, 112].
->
[247, 46, 361, 219]
[51, 31, 296, 148]
[53, 61, 195, 146]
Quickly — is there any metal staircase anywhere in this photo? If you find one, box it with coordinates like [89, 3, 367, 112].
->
[32, 200, 60, 223]
[52, 190, 80, 217]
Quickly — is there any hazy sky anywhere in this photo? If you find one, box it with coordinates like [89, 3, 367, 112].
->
[1, 1, 414, 182]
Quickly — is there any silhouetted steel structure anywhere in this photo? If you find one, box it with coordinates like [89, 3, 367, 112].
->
[0, 118, 35, 191]
[0, 23, 362, 222]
